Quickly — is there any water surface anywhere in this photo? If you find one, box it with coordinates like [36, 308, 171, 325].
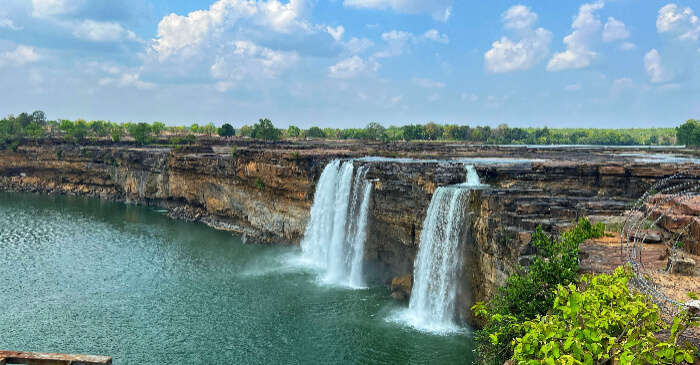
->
[0, 193, 474, 364]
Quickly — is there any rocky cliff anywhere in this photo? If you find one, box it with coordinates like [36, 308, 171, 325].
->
[1, 139, 697, 322]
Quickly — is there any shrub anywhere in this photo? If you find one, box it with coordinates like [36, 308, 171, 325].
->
[128, 123, 153, 145]
[218, 123, 235, 137]
[472, 218, 605, 364]
[512, 266, 698, 364]
[255, 177, 264, 189]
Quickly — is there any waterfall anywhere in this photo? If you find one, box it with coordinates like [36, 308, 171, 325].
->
[300, 160, 372, 288]
[464, 165, 481, 187]
[400, 186, 470, 332]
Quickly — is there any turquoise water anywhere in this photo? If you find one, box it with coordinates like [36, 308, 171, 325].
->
[0, 193, 474, 364]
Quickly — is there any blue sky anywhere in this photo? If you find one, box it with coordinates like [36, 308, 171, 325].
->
[0, 0, 699, 128]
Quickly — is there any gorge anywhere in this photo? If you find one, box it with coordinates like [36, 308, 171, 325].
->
[1, 139, 698, 331]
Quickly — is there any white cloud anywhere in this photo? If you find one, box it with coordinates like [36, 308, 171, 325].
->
[72, 20, 138, 42]
[344, 37, 374, 54]
[99, 72, 154, 90]
[422, 29, 448, 44]
[31, 0, 78, 18]
[342, 0, 452, 22]
[413, 77, 445, 88]
[611, 77, 634, 95]
[0, 18, 21, 30]
[0, 45, 41, 67]
[656, 4, 700, 42]
[620, 42, 636, 51]
[328, 55, 379, 79]
[547, 1, 604, 72]
[326, 25, 344, 41]
[374, 29, 447, 58]
[502, 5, 538, 30]
[484, 5, 552, 73]
[210, 40, 298, 90]
[644, 49, 673, 83]
[152, 0, 313, 60]
[602, 17, 630, 42]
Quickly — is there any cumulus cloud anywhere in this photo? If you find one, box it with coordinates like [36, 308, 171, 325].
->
[422, 29, 448, 44]
[656, 4, 700, 41]
[0, 45, 41, 67]
[374, 29, 448, 58]
[547, 1, 604, 72]
[620, 42, 636, 51]
[209, 40, 298, 90]
[602, 17, 630, 42]
[644, 49, 673, 83]
[152, 0, 313, 60]
[328, 55, 379, 78]
[484, 5, 552, 73]
[342, 0, 452, 22]
[72, 20, 138, 42]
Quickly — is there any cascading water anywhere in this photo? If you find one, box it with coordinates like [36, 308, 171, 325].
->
[394, 165, 482, 333]
[300, 160, 372, 288]
[464, 165, 481, 187]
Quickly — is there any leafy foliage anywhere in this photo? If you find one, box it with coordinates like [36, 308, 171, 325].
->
[512, 266, 699, 364]
[676, 119, 700, 147]
[218, 123, 235, 137]
[251, 118, 281, 141]
[127, 122, 153, 145]
[472, 218, 605, 364]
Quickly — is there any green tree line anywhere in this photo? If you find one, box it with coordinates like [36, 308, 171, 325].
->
[2, 111, 698, 148]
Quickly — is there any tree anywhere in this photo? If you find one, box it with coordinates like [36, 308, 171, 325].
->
[128, 122, 153, 145]
[424, 122, 443, 140]
[152, 122, 166, 136]
[31, 110, 47, 126]
[676, 119, 700, 147]
[218, 123, 235, 137]
[201, 122, 217, 136]
[364, 122, 386, 141]
[306, 126, 325, 138]
[286, 125, 301, 138]
[251, 118, 280, 141]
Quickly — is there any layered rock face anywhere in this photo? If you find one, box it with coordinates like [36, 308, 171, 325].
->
[0, 139, 697, 321]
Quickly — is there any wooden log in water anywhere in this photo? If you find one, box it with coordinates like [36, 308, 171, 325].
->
[0, 351, 111, 365]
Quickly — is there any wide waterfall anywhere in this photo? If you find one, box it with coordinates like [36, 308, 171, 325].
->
[300, 160, 372, 288]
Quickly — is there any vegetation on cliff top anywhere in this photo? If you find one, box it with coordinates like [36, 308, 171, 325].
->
[1, 110, 698, 148]
[472, 219, 699, 364]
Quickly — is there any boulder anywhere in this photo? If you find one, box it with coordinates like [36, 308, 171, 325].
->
[628, 230, 663, 244]
[391, 274, 413, 301]
[685, 300, 700, 316]
[667, 256, 696, 276]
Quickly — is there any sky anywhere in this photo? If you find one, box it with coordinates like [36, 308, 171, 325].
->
[0, 0, 699, 128]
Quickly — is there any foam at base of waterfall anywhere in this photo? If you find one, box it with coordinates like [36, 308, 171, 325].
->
[299, 159, 372, 289]
[387, 308, 467, 335]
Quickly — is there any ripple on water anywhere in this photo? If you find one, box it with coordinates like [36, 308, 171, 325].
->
[0, 193, 475, 364]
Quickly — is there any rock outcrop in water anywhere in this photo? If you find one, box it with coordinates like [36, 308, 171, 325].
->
[1, 138, 697, 323]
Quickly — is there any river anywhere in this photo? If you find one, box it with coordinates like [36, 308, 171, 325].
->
[0, 193, 474, 364]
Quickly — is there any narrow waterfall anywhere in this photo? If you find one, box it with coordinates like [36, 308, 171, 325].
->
[464, 165, 481, 186]
[300, 160, 372, 288]
[402, 186, 471, 332]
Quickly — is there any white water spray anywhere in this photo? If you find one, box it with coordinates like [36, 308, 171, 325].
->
[464, 165, 481, 187]
[300, 160, 372, 288]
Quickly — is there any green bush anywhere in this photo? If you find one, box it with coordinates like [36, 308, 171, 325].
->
[218, 123, 235, 137]
[472, 218, 605, 364]
[512, 266, 698, 364]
